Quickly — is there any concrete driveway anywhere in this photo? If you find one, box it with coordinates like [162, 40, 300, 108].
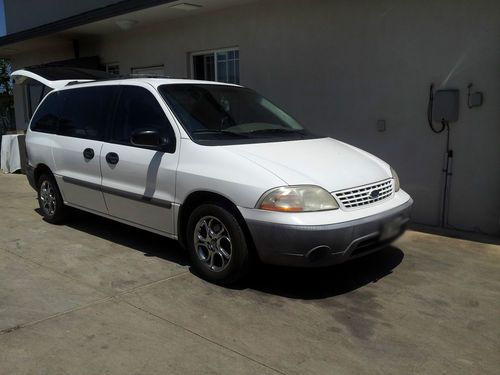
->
[0, 173, 499, 374]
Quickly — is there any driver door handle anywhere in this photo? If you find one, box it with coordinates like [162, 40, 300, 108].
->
[83, 148, 94, 160]
[106, 152, 119, 165]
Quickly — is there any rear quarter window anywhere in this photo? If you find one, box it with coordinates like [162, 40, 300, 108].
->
[30, 92, 60, 134]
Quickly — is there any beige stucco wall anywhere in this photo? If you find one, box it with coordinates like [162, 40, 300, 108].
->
[10, 0, 500, 235]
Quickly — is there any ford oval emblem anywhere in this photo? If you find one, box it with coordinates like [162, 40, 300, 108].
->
[370, 189, 380, 199]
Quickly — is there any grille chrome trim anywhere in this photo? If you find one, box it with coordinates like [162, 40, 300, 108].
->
[333, 179, 394, 210]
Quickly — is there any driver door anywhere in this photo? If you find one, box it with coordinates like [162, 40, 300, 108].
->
[100, 83, 179, 234]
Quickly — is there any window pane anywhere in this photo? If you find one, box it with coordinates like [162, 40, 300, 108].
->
[217, 61, 227, 82]
[111, 86, 174, 146]
[228, 60, 235, 84]
[193, 54, 216, 81]
[217, 52, 227, 62]
[58, 86, 116, 140]
[205, 55, 215, 81]
[193, 49, 239, 83]
[235, 59, 240, 84]
[193, 55, 205, 80]
[30, 92, 60, 134]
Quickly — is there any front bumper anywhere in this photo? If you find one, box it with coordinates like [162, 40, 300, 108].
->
[245, 198, 413, 267]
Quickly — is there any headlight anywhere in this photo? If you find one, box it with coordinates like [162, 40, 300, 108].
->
[257, 185, 339, 212]
[390, 167, 400, 191]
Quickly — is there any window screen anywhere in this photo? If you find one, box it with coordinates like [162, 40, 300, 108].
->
[58, 86, 116, 140]
[30, 92, 60, 134]
[111, 86, 174, 149]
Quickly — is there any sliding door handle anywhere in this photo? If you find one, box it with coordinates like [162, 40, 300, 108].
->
[105, 152, 119, 165]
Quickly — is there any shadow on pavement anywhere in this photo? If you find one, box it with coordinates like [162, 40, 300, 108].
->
[241, 246, 404, 299]
[39, 208, 190, 267]
[36, 208, 404, 299]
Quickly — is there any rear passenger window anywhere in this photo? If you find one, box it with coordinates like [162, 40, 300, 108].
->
[30, 92, 60, 134]
[58, 86, 116, 140]
[111, 86, 175, 150]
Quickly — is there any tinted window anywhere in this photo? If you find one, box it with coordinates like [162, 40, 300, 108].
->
[30, 92, 60, 134]
[58, 86, 116, 140]
[111, 86, 175, 149]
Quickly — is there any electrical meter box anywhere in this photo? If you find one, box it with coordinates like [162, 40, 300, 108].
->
[432, 89, 459, 123]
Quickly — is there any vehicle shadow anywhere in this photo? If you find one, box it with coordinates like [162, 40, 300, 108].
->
[35, 208, 404, 299]
[35, 208, 189, 266]
[239, 246, 404, 300]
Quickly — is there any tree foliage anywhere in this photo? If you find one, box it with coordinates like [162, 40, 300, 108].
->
[0, 58, 12, 96]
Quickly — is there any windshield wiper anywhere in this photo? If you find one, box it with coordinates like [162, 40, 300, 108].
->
[191, 129, 249, 138]
[246, 128, 307, 136]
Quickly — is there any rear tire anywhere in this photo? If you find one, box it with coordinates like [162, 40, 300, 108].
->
[186, 203, 251, 285]
[37, 173, 67, 224]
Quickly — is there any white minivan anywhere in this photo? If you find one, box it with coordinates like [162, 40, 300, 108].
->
[14, 67, 413, 284]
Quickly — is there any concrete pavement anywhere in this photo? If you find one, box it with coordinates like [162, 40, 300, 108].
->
[0, 173, 499, 374]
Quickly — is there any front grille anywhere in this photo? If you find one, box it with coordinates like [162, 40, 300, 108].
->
[333, 179, 394, 210]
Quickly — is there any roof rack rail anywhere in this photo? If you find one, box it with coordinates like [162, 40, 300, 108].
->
[65, 73, 175, 86]
[128, 73, 173, 79]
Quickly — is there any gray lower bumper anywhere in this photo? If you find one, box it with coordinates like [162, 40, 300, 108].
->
[246, 199, 413, 267]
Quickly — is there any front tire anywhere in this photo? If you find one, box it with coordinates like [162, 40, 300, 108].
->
[186, 204, 250, 285]
[37, 173, 67, 224]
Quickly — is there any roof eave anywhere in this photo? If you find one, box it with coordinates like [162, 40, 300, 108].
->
[0, 0, 176, 48]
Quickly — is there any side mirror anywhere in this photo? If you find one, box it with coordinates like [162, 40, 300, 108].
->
[130, 128, 170, 150]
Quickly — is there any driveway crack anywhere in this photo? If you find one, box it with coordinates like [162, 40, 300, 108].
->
[121, 298, 287, 375]
[0, 266, 189, 336]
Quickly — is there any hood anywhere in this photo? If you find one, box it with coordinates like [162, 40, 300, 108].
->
[225, 137, 391, 192]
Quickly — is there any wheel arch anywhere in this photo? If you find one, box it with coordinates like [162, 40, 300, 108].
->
[177, 191, 256, 254]
[33, 163, 54, 188]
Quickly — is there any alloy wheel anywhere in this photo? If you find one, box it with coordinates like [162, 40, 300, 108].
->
[40, 180, 57, 217]
[193, 216, 232, 272]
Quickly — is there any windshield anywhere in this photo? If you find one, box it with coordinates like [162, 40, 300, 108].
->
[159, 84, 315, 144]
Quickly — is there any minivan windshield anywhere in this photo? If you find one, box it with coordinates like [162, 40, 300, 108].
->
[159, 84, 316, 144]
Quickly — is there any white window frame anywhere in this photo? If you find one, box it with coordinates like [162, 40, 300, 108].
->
[105, 62, 120, 75]
[190, 47, 240, 83]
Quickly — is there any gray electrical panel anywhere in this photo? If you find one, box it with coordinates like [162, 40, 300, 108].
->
[432, 89, 459, 123]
